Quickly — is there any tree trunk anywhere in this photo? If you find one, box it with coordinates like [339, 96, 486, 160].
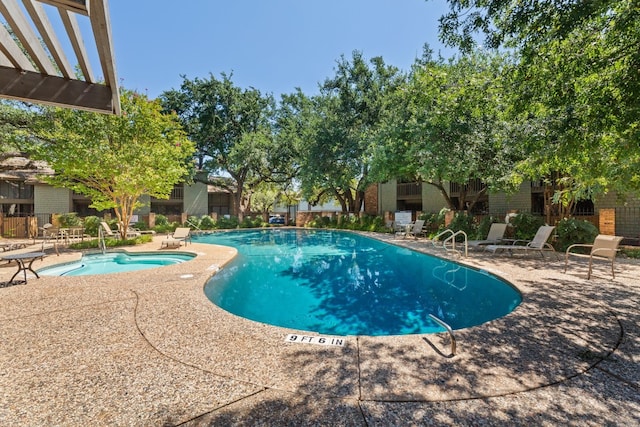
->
[427, 181, 456, 210]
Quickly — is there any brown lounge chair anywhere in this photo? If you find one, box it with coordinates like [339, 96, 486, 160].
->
[564, 234, 624, 279]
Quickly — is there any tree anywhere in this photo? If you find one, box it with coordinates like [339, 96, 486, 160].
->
[438, 0, 640, 203]
[371, 49, 521, 211]
[0, 100, 39, 153]
[160, 73, 286, 221]
[297, 51, 405, 213]
[31, 90, 195, 239]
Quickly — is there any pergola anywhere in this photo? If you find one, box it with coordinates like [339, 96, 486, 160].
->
[0, 0, 120, 114]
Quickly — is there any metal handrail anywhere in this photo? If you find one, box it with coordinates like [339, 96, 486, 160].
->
[431, 229, 454, 247]
[98, 227, 106, 254]
[185, 219, 203, 236]
[429, 314, 457, 356]
[443, 230, 468, 257]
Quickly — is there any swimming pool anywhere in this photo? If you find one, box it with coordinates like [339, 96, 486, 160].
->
[38, 251, 195, 276]
[202, 229, 521, 336]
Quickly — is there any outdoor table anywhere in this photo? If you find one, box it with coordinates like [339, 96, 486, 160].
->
[1, 252, 46, 284]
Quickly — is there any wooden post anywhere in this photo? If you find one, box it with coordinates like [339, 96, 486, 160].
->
[599, 208, 615, 235]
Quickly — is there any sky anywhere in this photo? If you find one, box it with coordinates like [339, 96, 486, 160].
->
[104, 0, 457, 100]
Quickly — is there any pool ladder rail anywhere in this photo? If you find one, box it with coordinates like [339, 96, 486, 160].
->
[185, 219, 205, 236]
[98, 226, 107, 254]
[429, 314, 457, 356]
[431, 229, 468, 257]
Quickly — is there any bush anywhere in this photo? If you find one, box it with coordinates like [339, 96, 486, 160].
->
[216, 216, 239, 229]
[555, 218, 598, 252]
[622, 248, 640, 259]
[155, 214, 170, 227]
[57, 212, 82, 227]
[153, 221, 178, 234]
[133, 221, 148, 231]
[447, 211, 477, 241]
[240, 215, 261, 228]
[185, 215, 201, 229]
[83, 216, 101, 237]
[68, 234, 153, 250]
[200, 215, 216, 230]
[511, 213, 546, 240]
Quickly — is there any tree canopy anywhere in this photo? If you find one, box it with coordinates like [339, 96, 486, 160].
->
[296, 51, 405, 213]
[438, 0, 640, 202]
[371, 49, 522, 210]
[160, 73, 294, 220]
[31, 90, 195, 238]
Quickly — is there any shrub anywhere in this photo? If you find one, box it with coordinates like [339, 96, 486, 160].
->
[622, 248, 640, 259]
[447, 211, 477, 241]
[368, 215, 385, 232]
[69, 234, 153, 250]
[153, 219, 177, 234]
[511, 213, 546, 240]
[216, 216, 239, 229]
[200, 215, 216, 230]
[133, 221, 148, 231]
[418, 212, 441, 233]
[555, 218, 598, 252]
[155, 214, 170, 227]
[83, 216, 101, 237]
[185, 215, 201, 229]
[57, 212, 82, 227]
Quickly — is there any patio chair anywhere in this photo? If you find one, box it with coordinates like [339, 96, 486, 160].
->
[485, 225, 557, 258]
[564, 234, 624, 279]
[160, 227, 192, 249]
[396, 220, 425, 239]
[117, 222, 141, 238]
[384, 220, 395, 233]
[99, 222, 119, 239]
[468, 223, 508, 250]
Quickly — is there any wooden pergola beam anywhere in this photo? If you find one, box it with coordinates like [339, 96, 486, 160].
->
[0, 0, 120, 114]
[0, 66, 115, 114]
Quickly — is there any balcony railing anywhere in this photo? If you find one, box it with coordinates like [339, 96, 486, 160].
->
[449, 179, 486, 196]
[397, 182, 422, 198]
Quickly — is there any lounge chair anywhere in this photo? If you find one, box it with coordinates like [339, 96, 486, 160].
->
[468, 223, 508, 249]
[160, 227, 191, 249]
[396, 220, 425, 239]
[117, 223, 141, 238]
[99, 222, 119, 239]
[485, 225, 557, 258]
[160, 238, 182, 249]
[564, 234, 624, 279]
[0, 240, 29, 252]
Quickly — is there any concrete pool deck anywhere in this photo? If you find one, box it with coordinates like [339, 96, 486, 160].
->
[0, 231, 639, 426]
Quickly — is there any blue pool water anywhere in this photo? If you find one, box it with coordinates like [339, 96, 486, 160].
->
[38, 252, 195, 276]
[201, 229, 521, 336]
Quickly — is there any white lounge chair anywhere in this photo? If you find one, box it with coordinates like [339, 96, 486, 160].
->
[564, 234, 624, 279]
[160, 227, 192, 249]
[117, 222, 141, 238]
[100, 221, 118, 239]
[468, 223, 508, 249]
[485, 225, 557, 258]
